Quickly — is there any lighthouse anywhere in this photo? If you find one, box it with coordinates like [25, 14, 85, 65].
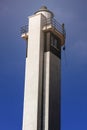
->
[21, 6, 65, 130]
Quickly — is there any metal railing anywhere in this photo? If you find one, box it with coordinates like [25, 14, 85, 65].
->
[20, 18, 66, 37]
[43, 17, 66, 36]
[20, 25, 28, 35]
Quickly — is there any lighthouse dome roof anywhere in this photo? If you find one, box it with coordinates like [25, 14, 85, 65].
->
[34, 6, 54, 18]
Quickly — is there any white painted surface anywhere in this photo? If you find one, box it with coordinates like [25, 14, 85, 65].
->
[22, 14, 45, 130]
[43, 52, 50, 130]
[36, 11, 53, 18]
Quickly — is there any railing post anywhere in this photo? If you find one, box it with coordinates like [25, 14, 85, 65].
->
[62, 23, 66, 37]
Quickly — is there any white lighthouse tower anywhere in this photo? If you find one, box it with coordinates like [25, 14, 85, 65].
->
[21, 6, 65, 130]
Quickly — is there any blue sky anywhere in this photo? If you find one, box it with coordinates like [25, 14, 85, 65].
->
[0, 0, 87, 130]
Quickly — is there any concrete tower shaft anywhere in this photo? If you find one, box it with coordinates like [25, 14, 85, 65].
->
[21, 6, 65, 130]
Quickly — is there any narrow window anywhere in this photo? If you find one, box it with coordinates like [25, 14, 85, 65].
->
[54, 38, 58, 48]
[26, 40, 28, 58]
